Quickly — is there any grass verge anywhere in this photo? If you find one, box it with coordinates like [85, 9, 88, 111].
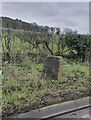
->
[2, 60, 89, 117]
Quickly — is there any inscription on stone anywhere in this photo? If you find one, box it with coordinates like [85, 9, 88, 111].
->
[42, 56, 64, 80]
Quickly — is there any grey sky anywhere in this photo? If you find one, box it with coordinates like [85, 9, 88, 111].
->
[2, 2, 89, 34]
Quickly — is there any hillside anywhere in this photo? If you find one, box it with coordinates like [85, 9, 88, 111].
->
[2, 28, 89, 117]
[1, 17, 90, 117]
[1, 17, 49, 33]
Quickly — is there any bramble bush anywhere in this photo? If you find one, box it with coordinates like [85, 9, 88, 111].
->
[2, 28, 91, 62]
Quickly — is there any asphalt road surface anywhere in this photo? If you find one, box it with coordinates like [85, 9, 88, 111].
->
[47, 107, 91, 119]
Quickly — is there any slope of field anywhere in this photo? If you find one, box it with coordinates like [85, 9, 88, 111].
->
[1, 27, 90, 117]
[1, 17, 48, 33]
[2, 60, 89, 116]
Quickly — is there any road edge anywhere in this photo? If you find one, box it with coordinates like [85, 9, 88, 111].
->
[5, 96, 91, 119]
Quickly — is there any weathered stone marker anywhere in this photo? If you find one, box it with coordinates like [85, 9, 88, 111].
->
[42, 56, 64, 80]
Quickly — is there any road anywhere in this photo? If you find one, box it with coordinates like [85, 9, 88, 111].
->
[47, 107, 91, 119]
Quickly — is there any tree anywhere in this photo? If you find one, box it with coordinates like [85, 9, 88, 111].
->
[65, 32, 90, 62]
[55, 27, 61, 55]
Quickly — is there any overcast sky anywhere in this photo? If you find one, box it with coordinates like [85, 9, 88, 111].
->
[2, 2, 89, 34]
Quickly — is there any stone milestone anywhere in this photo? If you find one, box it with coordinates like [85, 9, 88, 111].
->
[42, 56, 64, 80]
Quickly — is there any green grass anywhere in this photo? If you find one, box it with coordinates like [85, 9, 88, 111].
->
[22, 60, 43, 72]
[2, 59, 89, 116]
[1, 27, 90, 116]
[64, 63, 89, 77]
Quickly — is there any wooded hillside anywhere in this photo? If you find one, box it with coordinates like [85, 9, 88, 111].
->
[1, 17, 49, 33]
